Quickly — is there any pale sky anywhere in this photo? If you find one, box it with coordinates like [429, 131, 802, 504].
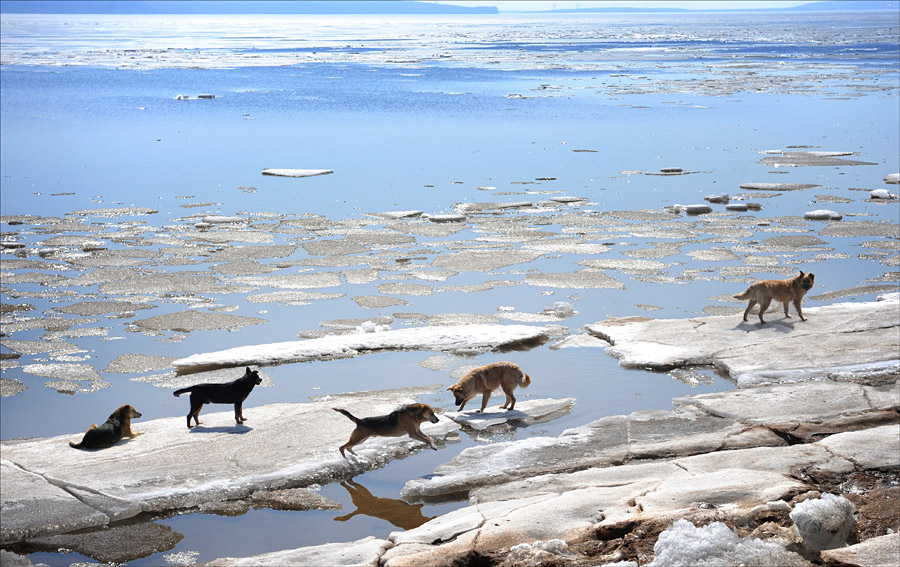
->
[442, 1, 814, 11]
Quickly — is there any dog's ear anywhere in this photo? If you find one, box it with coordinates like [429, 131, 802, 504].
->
[799, 270, 805, 276]
[245, 366, 252, 373]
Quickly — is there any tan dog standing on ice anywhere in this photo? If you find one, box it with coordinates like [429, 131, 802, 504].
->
[448, 361, 531, 412]
[734, 271, 815, 324]
[333, 403, 440, 457]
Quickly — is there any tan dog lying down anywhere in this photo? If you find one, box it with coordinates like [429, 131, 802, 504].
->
[69, 404, 142, 449]
[333, 403, 440, 457]
[448, 361, 531, 412]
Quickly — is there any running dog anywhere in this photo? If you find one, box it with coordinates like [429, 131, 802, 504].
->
[734, 271, 815, 324]
[447, 361, 531, 412]
[173, 367, 262, 429]
[69, 404, 142, 449]
[333, 403, 440, 457]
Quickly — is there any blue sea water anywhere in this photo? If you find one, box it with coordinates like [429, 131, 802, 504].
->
[1, 11, 898, 566]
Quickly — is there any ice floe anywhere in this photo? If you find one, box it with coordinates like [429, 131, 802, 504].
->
[804, 209, 842, 220]
[173, 324, 550, 372]
[870, 188, 897, 199]
[0, 385, 457, 545]
[444, 398, 575, 431]
[261, 168, 334, 177]
[585, 294, 900, 386]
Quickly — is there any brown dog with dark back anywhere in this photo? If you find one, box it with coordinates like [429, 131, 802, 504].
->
[733, 271, 815, 324]
[69, 404, 142, 449]
[333, 403, 440, 457]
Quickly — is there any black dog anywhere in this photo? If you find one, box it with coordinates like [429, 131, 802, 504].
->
[173, 367, 263, 429]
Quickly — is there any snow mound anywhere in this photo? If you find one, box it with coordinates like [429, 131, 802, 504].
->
[789, 493, 857, 552]
[648, 519, 807, 567]
[502, 539, 573, 567]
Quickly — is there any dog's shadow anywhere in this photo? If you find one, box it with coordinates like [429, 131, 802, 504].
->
[734, 319, 798, 334]
[188, 425, 253, 434]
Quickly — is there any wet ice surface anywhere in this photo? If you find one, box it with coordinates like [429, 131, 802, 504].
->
[1, 9, 899, 567]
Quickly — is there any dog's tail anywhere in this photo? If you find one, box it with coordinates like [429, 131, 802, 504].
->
[518, 371, 532, 388]
[733, 288, 754, 300]
[333, 408, 361, 424]
[68, 440, 83, 449]
[173, 387, 192, 397]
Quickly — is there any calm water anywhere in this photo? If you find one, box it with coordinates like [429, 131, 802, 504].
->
[1, 11, 898, 566]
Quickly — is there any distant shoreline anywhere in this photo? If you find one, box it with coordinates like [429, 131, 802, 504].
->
[1, 0, 898, 15]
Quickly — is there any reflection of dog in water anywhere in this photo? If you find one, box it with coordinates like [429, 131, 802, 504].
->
[69, 405, 142, 449]
[734, 271, 815, 324]
[173, 367, 263, 429]
[448, 361, 531, 412]
[335, 479, 433, 530]
[333, 403, 440, 457]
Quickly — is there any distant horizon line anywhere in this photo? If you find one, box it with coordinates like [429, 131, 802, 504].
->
[1, 0, 897, 15]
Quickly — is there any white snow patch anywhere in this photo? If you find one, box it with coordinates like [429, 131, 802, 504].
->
[503, 539, 573, 566]
[790, 493, 857, 552]
[648, 519, 803, 567]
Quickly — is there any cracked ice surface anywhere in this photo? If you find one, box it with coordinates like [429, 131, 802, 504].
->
[173, 324, 550, 372]
[0, 386, 458, 545]
[197, 386, 898, 566]
[401, 380, 899, 503]
[586, 293, 900, 387]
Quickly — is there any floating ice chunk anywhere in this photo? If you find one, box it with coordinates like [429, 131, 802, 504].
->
[660, 167, 683, 173]
[197, 94, 215, 99]
[444, 398, 575, 431]
[790, 493, 857, 552]
[804, 209, 842, 220]
[725, 203, 749, 211]
[684, 204, 713, 215]
[870, 189, 897, 199]
[703, 193, 729, 204]
[545, 301, 574, 317]
[426, 214, 466, 223]
[203, 215, 244, 224]
[648, 519, 806, 567]
[261, 168, 334, 178]
[174, 94, 188, 100]
[368, 210, 424, 219]
[550, 196, 588, 203]
[356, 320, 389, 333]
[883, 172, 899, 184]
[740, 182, 821, 191]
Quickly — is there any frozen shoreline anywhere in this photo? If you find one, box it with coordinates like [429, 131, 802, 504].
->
[2, 296, 897, 565]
